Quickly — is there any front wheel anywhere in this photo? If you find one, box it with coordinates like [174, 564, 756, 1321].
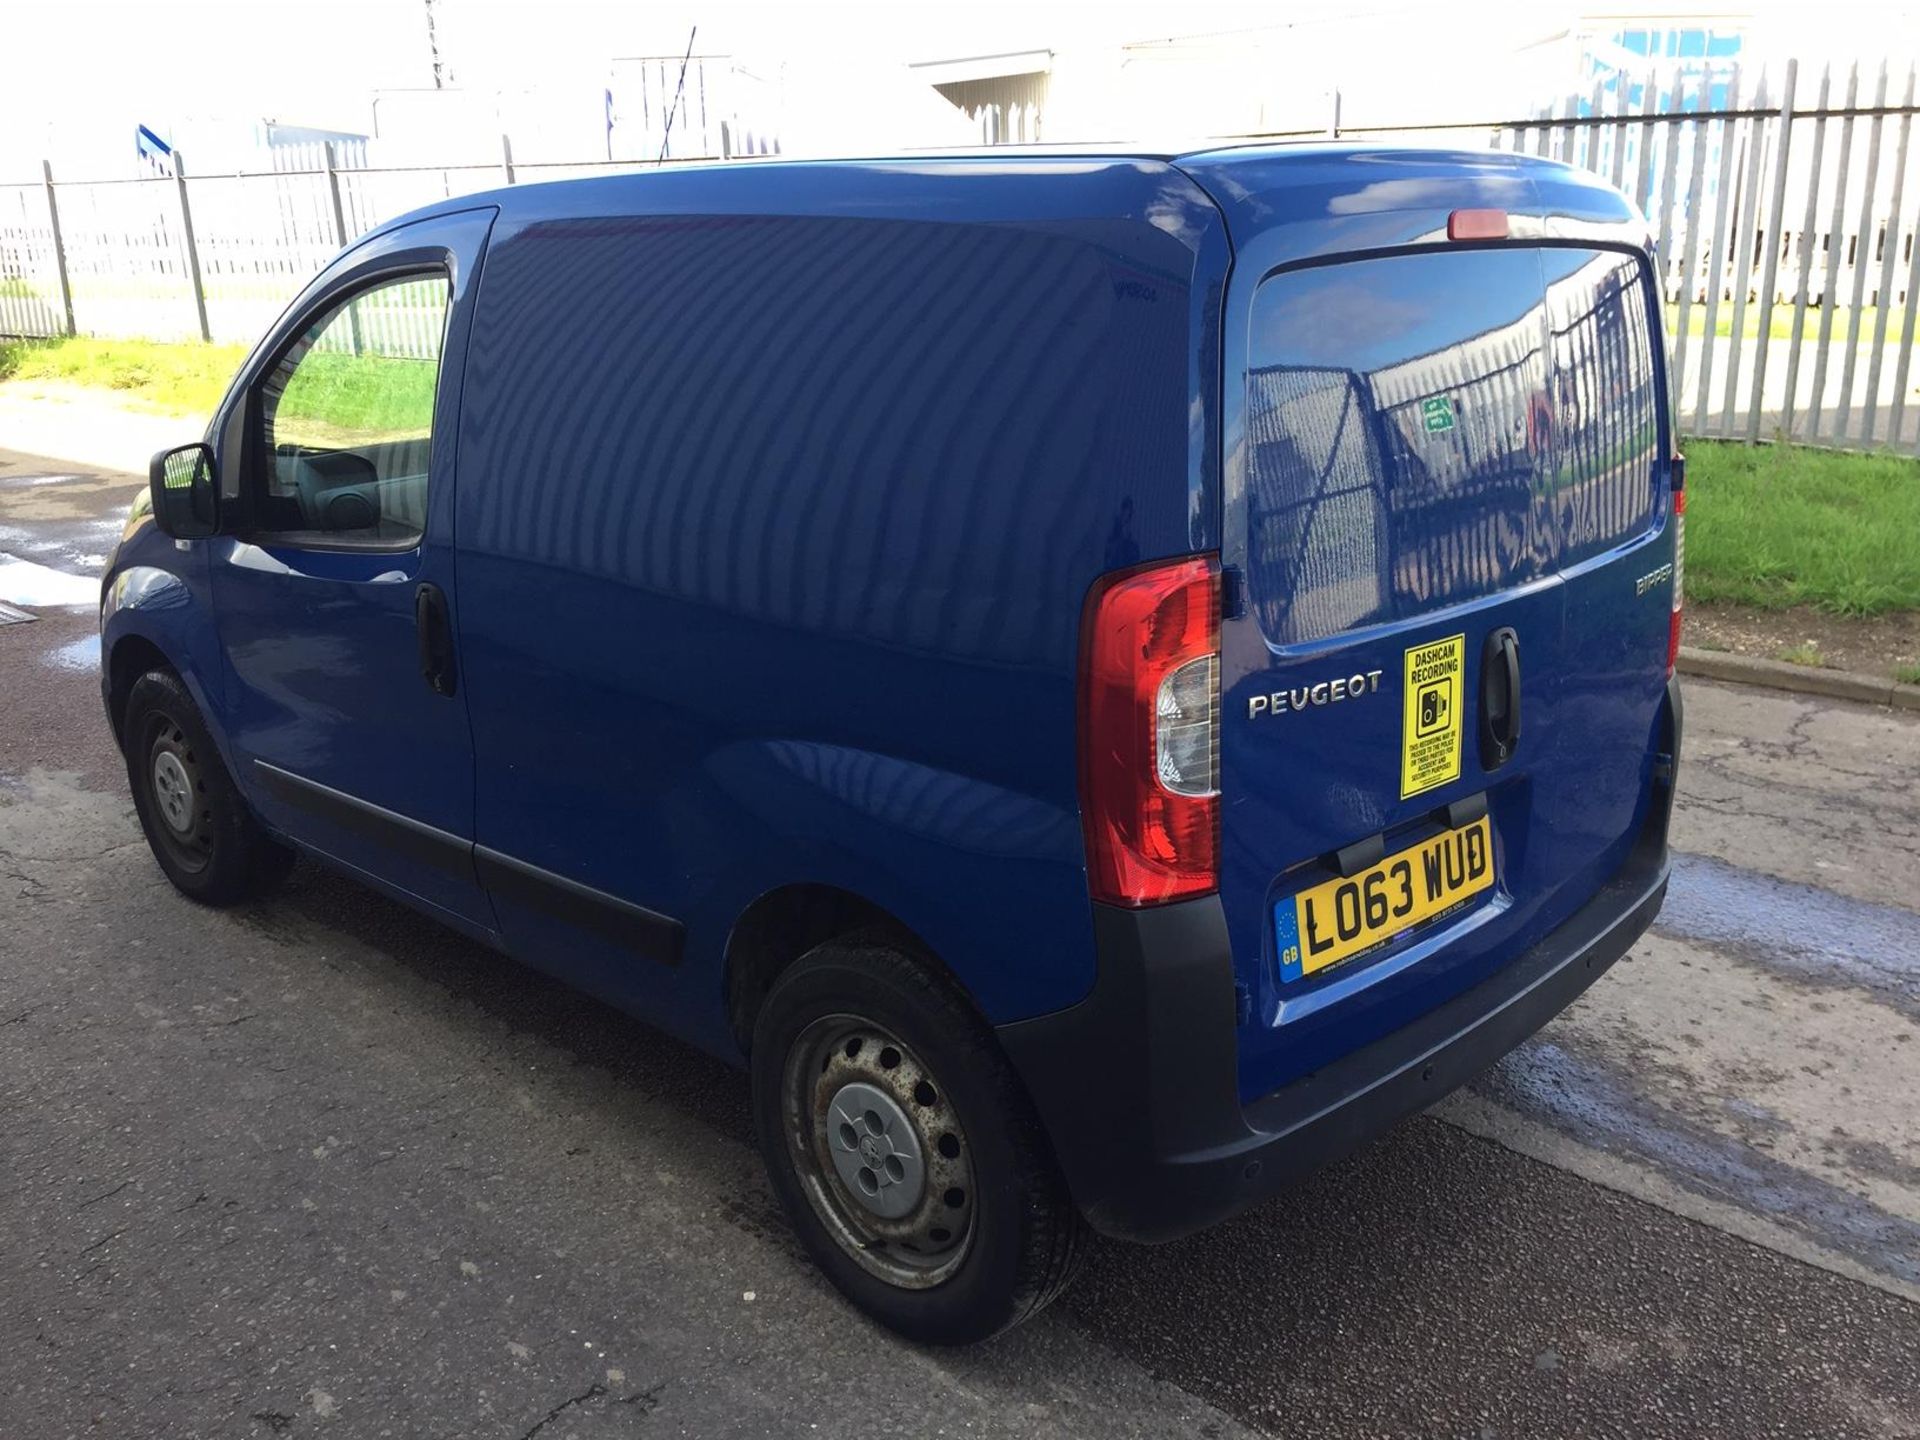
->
[122, 668, 294, 905]
[751, 937, 1087, 1344]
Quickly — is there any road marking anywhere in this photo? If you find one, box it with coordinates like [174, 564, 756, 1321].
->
[1438, 1090, 1920, 1307]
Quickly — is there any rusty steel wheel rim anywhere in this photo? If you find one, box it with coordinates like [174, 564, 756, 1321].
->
[782, 1014, 975, 1289]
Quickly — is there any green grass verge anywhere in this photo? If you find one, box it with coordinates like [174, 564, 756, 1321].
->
[0, 335, 439, 437]
[276, 349, 439, 444]
[1666, 302, 1912, 346]
[1684, 439, 1920, 616]
[0, 335, 248, 415]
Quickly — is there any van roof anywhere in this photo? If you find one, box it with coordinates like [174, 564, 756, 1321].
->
[361, 142, 1643, 259]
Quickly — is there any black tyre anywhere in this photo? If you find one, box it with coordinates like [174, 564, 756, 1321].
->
[751, 935, 1088, 1344]
[122, 669, 295, 905]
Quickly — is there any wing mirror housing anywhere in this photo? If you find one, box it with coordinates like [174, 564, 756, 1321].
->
[148, 442, 219, 539]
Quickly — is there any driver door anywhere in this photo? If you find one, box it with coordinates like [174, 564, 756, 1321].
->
[209, 208, 496, 935]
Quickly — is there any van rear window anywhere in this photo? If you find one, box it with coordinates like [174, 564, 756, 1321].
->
[1244, 247, 1660, 646]
[1540, 248, 1662, 569]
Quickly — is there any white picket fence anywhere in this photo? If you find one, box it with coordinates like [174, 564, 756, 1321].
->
[3, 62, 1919, 452]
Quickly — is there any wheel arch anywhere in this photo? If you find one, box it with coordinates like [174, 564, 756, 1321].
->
[104, 632, 176, 744]
[723, 882, 964, 1057]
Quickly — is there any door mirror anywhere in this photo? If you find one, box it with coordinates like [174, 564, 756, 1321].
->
[148, 442, 219, 539]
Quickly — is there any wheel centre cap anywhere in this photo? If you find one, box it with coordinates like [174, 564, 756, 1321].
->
[152, 750, 194, 834]
[824, 1078, 925, 1221]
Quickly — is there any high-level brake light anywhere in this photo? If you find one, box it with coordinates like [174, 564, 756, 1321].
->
[1447, 208, 1510, 241]
[1078, 555, 1221, 907]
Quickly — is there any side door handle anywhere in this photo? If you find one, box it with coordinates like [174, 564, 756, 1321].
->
[415, 582, 457, 697]
[1479, 627, 1521, 770]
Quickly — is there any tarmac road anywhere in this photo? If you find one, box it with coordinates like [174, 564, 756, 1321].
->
[2, 447, 1916, 1438]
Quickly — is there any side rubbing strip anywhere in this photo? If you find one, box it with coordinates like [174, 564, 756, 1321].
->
[473, 847, 685, 968]
[251, 761, 685, 967]
[253, 761, 474, 876]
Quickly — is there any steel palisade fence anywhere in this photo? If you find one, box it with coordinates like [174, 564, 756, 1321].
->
[0, 142, 726, 356]
[1494, 59, 1920, 453]
[2, 63, 1918, 453]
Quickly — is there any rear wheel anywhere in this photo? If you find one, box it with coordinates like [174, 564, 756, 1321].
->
[751, 937, 1087, 1344]
[123, 669, 294, 905]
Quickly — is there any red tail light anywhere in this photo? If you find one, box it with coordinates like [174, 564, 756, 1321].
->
[1658, 468, 1689, 683]
[1668, 464, 1686, 676]
[1078, 555, 1221, 907]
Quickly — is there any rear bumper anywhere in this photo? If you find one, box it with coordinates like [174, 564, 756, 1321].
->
[999, 680, 1680, 1244]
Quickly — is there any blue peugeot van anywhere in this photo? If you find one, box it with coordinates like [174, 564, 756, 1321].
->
[104, 144, 1681, 1344]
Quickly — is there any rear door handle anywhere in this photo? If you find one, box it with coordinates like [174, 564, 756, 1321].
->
[1479, 627, 1521, 770]
[415, 582, 457, 697]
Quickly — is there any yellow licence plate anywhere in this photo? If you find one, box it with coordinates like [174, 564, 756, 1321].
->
[1274, 815, 1495, 982]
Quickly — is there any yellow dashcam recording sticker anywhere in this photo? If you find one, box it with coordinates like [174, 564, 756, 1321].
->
[1401, 634, 1465, 798]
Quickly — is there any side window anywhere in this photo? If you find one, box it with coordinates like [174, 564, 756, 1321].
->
[253, 273, 450, 548]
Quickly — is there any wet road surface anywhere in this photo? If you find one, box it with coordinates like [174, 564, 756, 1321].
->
[2, 449, 1916, 1437]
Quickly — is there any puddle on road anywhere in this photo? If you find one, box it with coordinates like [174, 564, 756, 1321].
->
[1659, 851, 1920, 1012]
[1458, 847, 1920, 1294]
[7, 515, 130, 547]
[41, 635, 99, 673]
[0, 516, 123, 575]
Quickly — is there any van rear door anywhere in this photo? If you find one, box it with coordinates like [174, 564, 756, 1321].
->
[1536, 243, 1674, 892]
[1183, 150, 1674, 1106]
